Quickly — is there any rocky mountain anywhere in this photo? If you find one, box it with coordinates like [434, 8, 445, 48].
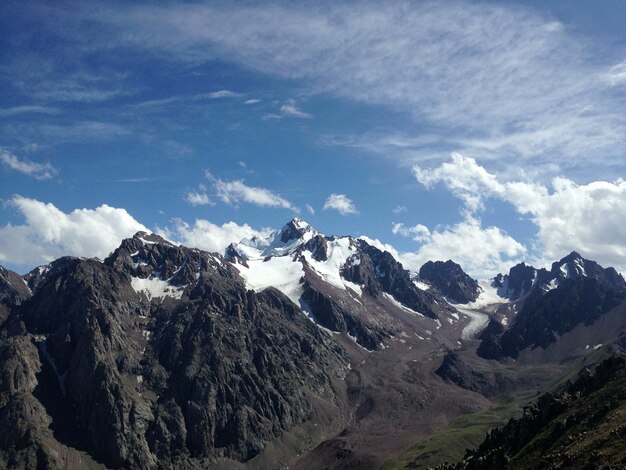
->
[2, 220, 626, 470]
[419, 260, 480, 304]
[0, 221, 483, 469]
[479, 252, 626, 359]
[492, 251, 626, 300]
[0, 232, 350, 469]
[226, 218, 456, 350]
[439, 355, 626, 469]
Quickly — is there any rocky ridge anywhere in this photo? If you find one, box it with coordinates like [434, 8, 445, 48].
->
[418, 260, 480, 304]
[0, 232, 349, 469]
[479, 252, 626, 359]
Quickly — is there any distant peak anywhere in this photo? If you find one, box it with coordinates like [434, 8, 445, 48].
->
[132, 231, 172, 246]
[279, 218, 315, 243]
[561, 251, 583, 262]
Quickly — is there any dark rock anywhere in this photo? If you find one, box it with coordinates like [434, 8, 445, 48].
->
[480, 254, 626, 360]
[418, 260, 480, 303]
[0, 234, 348, 469]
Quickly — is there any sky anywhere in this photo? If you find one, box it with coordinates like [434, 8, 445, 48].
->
[1, 0, 625, 279]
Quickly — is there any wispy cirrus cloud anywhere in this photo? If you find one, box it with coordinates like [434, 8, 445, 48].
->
[37, 1, 622, 172]
[132, 90, 241, 108]
[8, 2, 626, 175]
[0, 149, 57, 180]
[280, 100, 312, 119]
[0, 105, 59, 117]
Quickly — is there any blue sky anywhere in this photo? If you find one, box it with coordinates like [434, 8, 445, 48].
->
[1, 1, 625, 278]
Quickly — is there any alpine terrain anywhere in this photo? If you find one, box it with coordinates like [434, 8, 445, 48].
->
[1, 219, 626, 469]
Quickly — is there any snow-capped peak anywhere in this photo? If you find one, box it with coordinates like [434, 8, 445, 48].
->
[278, 218, 316, 243]
[229, 218, 319, 261]
[552, 251, 587, 279]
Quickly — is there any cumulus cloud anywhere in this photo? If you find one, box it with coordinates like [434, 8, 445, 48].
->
[395, 216, 526, 279]
[206, 172, 296, 211]
[158, 218, 273, 254]
[185, 190, 212, 206]
[392, 223, 431, 242]
[323, 193, 358, 215]
[413, 153, 626, 271]
[0, 196, 147, 269]
[1, 150, 57, 180]
[413, 152, 502, 212]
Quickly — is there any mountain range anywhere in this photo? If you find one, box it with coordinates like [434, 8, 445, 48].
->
[1, 218, 625, 469]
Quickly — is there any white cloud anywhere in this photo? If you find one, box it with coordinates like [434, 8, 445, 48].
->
[280, 100, 312, 119]
[413, 152, 502, 212]
[0, 150, 57, 180]
[207, 172, 296, 211]
[158, 218, 273, 254]
[414, 153, 626, 271]
[305, 203, 316, 215]
[61, 1, 626, 168]
[0, 196, 147, 268]
[604, 60, 626, 86]
[395, 216, 526, 279]
[392, 223, 431, 242]
[244, 98, 261, 105]
[185, 190, 212, 206]
[0, 105, 59, 117]
[323, 193, 358, 215]
[392, 205, 407, 214]
[207, 90, 238, 99]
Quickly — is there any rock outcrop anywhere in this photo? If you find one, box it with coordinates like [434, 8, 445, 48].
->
[418, 260, 480, 304]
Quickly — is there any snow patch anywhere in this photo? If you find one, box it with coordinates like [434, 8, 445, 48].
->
[233, 255, 304, 305]
[383, 293, 424, 317]
[462, 280, 508, 309]
[131, 276, 185, 300]
[302, 237, 356, 291]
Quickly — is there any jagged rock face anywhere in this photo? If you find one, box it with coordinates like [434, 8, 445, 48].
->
[342, 241, 453, 320]
[493, 252, 626, 301]
[550, 251, 626, 293]
[300, 280, 388, 351]
[0, 234, 347, 469]
[418, 260, 480, 303]
[492, 262, 540, 299]
[302, 235, 329, 262]
[479, 253, 626, 360]
[279, 218, 313, 243]
[0, 267, 31, 323]
[440, 356, 626, 469]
